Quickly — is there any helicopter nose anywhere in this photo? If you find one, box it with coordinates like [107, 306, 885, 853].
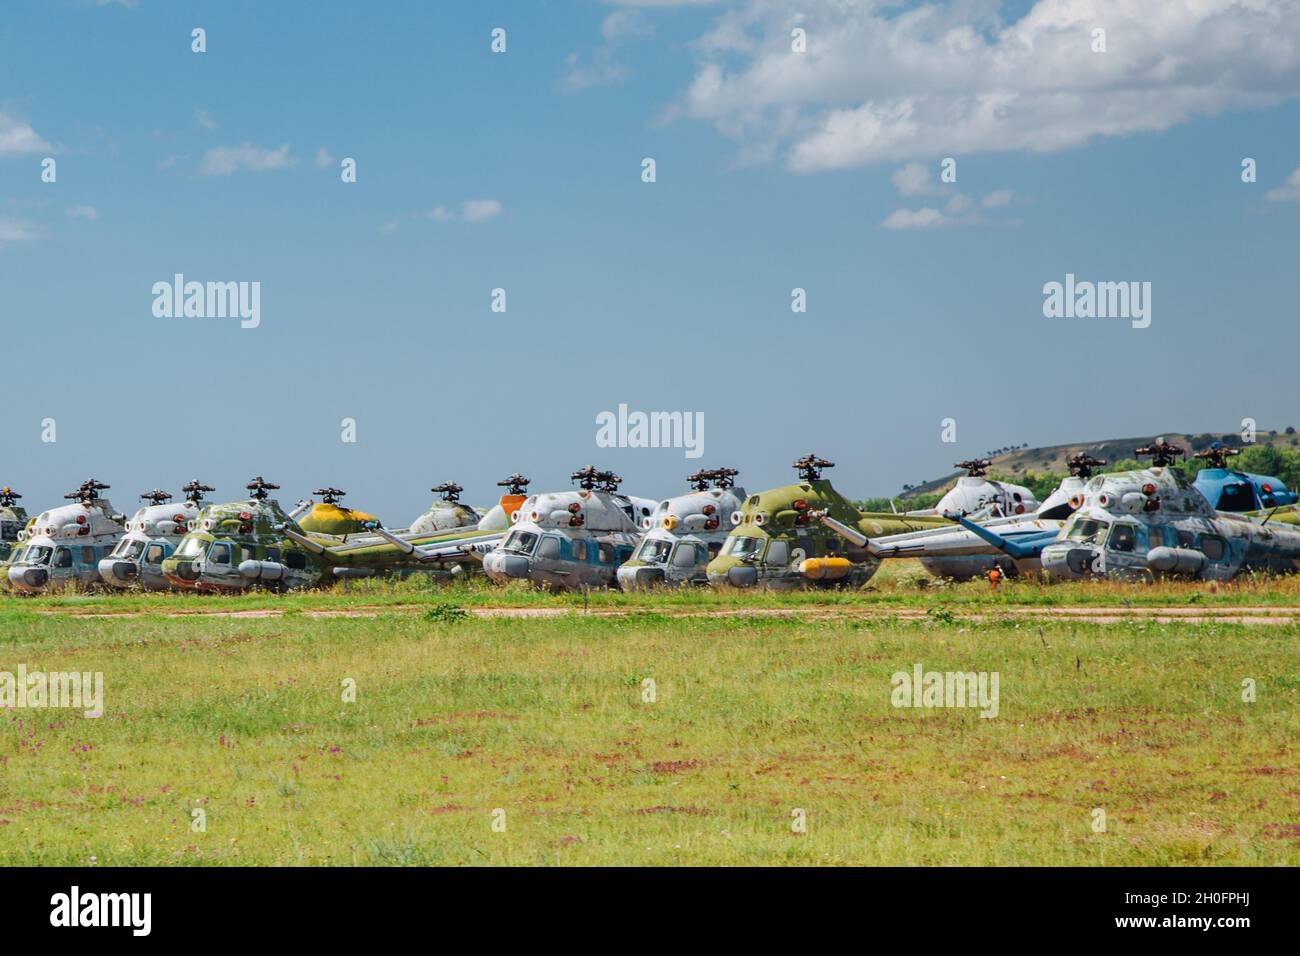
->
[712, 564, 757, 588]
[617, 566, 664, 590]
[484, 552, 530, 581]
[169, 560, 201, 582]
[1040, 544, 1097, 579]
[8, 565, 48, 591]
[98, 559, 138, 586]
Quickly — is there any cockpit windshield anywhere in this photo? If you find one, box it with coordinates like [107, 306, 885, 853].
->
[1065, 517, 1110, 545]
[114, 539, 146, 559]
[636, 539, 673, 564]
[175, 537, 209, 559]
[5, 547, 24, 564]
[501, 530, 540, 555]
[724, 536, 764, 559]
[19, 545, 52, 566]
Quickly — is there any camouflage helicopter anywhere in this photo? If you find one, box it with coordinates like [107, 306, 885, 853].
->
[704, 455, 948, 589]
[482, 467, 657, 590]
[856, 452, 1107, 581]
[295, 487, 381, 536]
[99, 480, 214, 590]
[617, 467, 747, 589]
[281, 477, 533, 578]
[0, 486, 26, 563]
[935, 442, 1300, 581]
[161, 476, 326, 591]
[5, 480, 126, 593]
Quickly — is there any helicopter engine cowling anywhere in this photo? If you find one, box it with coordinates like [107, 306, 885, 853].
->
[238, 559, 287, 582]
[1146, 547, 1206, 576]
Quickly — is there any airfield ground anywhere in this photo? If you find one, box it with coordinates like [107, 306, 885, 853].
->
[1, 561, 1297, 866]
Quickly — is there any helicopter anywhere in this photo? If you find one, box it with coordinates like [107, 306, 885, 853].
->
[704, 455, 948, 589]
[1189, 442, 1297, 512]
[160, 476, 327, 591]
[98, 481, 215, 590]
[0, 486, 27, 563]
[856, 452, 1107, 581]
[5, 480, 126, 593]
[912, 459, 1039, 519]
[279, 476, 534, 579]
[296, 487, 382, 536]
[939, 449, 1300, 581]
[617, 467, 746, 589]
[481, 467, 658, 590]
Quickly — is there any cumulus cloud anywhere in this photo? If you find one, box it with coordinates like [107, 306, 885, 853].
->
[671, 0, 1300, 171]
[199, 143, 294, 175]
[1265, 166, 1300, 201]
[314, 146, 334, 168]
[194, 110, 218, 130]
[0, 111, 53, 156]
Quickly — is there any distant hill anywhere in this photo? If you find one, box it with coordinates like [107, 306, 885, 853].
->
[899, 429, 1300, 499]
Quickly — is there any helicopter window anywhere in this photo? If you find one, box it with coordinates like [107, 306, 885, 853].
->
[637, 539, 672, 564]
[81, 547, 96, 563]
[1199, 534, 1226, 561]
[120, 540, 145, 560]
[285, 551, 308, 571]
[572, 540, 587, 561]
[1177, 530, 1194, 548]
[54, 548, 73, 569]
[144, 544, 166, 564]
[502, 530, 539, 555]
[724, 536, 764, 559]
[707, 541, 722, 558]
[1107, 525, 1136, 553]
[208, 543, 233, 566]
[265, 547, 281, 562]
[1065, 518, 1109, 545]
[1148, 527, 1164, 549]
[671, 544, 698, 569]
[598, 542, 616, 564]
[537, 536, 561, 560]
[176, 537, 208, 559]
[23, 546, 51, 565]
[766, 540, 790, 566]
[6, 547, 24, 564]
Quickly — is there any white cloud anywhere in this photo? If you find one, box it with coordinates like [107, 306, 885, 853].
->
[0, 111, 53, 156]
[194, 110, 218, 130]
[158, 153, 186, 170]
[0, 217, 43, 243]
[890, 161, 935, 197]
[882, 207, 946, 230]
[425, 199, 504, 223]
[673, 0, 1300, 171]
[461, 199, 504, 222]
[66, 205, 100, 220]
[564, 9, 653, 91]
[314, 146, 334, 168]
[980, 189, 1014, 209]
[379, 218, 401, 234]
[1265, 166, 1300, 201]
[199, 143, 294, 175]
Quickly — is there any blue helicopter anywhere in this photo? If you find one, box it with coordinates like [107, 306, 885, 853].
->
[1189, 441, 1296, 512]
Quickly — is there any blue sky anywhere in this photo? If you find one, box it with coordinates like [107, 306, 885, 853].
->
[2, 0, 1299, 520]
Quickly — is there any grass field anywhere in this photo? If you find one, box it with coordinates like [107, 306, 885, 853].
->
[1, 563, 1297, 866]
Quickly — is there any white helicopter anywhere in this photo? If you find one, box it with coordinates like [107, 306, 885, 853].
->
[98, 480, 216, 590]
[617, 467, 746, 589]
[867, 454, 1102, 580]
[482, 467, 657, 590]
[5, 480, 126, 593]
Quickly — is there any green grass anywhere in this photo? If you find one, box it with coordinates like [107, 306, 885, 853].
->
[1, 596, 1296, 865]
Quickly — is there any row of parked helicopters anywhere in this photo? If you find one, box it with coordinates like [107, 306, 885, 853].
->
[2, 439, 1299, 595]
